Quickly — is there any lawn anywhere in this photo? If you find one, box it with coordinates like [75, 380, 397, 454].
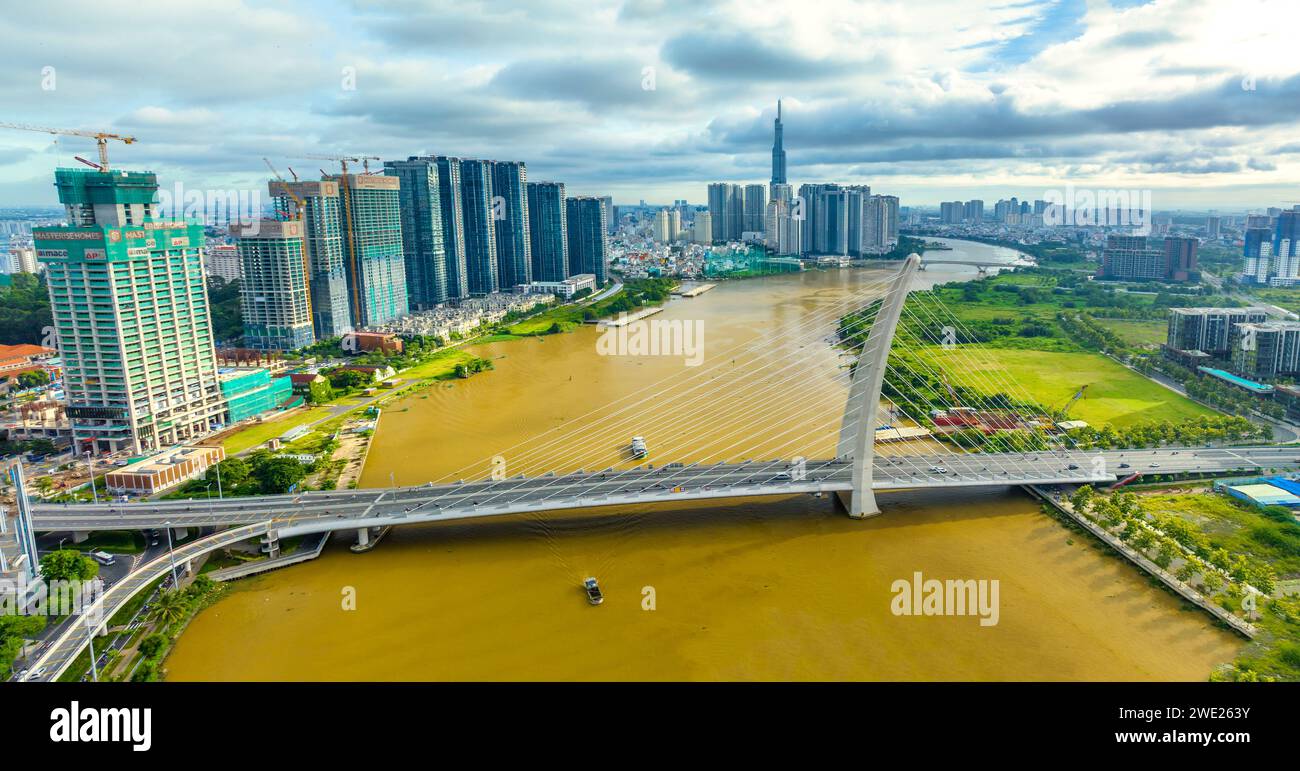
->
[1093, 318, 1167, 348]
[913, 345, 1217, 427]
[219, 406, 333, 454]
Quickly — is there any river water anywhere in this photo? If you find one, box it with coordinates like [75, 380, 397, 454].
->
[166, 241, 1240, 681]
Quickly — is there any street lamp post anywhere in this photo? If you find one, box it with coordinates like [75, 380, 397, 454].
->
[84, 451, 99, 504]
[86, 618, 98, 683]
[163, 521, 178, 587]
[215, 458, 223, 500]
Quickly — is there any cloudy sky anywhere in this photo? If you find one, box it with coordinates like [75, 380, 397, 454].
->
[1, 0, 1298, 210]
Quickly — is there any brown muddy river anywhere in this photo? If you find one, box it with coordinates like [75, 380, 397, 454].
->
[167, 251, 1241, 680]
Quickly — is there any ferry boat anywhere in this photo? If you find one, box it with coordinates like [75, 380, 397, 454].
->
[630, 436, 648, 459]
[583, 577, 604, 605]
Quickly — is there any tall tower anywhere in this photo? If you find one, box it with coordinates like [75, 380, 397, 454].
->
[270, 179, 352, 338]
[236, 219, 314, 350]
[325, 173, 409, 327]
[771, 99, 787, 188]
[459, 159, 499, 295]
[527, 181, 568, 282]
[384, 157, 449, 309]
[37, 168, 224, 454]
[490, 160, 531, 290]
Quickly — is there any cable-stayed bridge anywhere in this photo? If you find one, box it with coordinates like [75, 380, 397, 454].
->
[16, 254, 1300, 680]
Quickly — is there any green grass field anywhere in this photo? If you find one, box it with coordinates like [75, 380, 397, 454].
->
[1093, 318, 1167, 347]
[914, 345, 1216, 427]
[219, 406, 333, 454]
[1143, 493, 1300, 577]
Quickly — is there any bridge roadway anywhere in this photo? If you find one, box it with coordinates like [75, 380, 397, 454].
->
[31, 446, 1300, 535]
[21, 444, 1300, 682]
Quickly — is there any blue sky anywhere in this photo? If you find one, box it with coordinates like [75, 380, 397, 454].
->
[1, 0, 1298, 210]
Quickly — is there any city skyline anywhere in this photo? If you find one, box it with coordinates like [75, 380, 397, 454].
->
[2, 1, 1300, 209]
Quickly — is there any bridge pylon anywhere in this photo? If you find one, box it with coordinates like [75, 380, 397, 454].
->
[836, 253, 920, 518]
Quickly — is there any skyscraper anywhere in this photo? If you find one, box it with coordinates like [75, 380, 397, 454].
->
[744, 184, 767, 233]
[384, 157, 449, 309]
[599, 195, 616, 235]
[653, 208, 672, 243]
[237, 219, 314, 350]
[37, 168, 224, 454]
[327, 173, 409, 326]
[490, 160, 531, 289]
[566, 196, 609, 285]
[459, 159, 498, 295]
[771, 99, 787, 188]
[527, 181, 568, 282]
[270, 179, 352, 339]
[433, 156, 469, 299]
[707, 182, 744, 242]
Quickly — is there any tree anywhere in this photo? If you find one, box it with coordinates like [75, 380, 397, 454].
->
[0, 614, 46, 679]
[17, 369, 51, 389]
[253, 456, 308, 494]
[137, 633, 167, 659]
[39, 549, 97, 582]
[206, 457, 250, 488]
[150, 589, 189, 627]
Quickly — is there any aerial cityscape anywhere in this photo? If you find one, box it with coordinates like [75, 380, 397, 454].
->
[2, 0, 1299, 752]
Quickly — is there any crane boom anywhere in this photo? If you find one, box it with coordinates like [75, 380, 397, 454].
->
[0, 121, 136, 171]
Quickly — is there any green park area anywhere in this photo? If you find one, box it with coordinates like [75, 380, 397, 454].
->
[219, 406, 333, 454]
[914, 345, 1214, 428]
[1091, 318, 1167, 348]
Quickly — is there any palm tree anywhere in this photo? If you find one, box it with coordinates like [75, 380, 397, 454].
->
[150, 589, 189, 627]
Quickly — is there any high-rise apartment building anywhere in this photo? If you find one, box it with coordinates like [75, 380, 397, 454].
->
[598, 195, 616, 235]
[1098, 235, 1199, 283]
[693, 211, 713, 244]
[653, 208, 673, 243]
[270, 179, 352, 338]
[459, 159, 498, 295]
[743, 184, 767, 233]
[1166, 306, 1268, 355]
[432, 156, 469, 299]
[384, 157, 449, 309]
[527, 181, 568, 282]
[36, 168, 224, 454]
[566, 196, 609, 285]
[326, 173, 409, 326]
[490, 160, 531, 290]
[204, 243, 241, 282]
[1233, 321, 1300, 380]
[707, 183, 744, 242]
[1163, 236, 1199, 282]
[236, 219, 314, 351]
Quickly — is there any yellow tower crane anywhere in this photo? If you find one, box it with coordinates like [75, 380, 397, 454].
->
[0, 122, 136, 171]
[300, 154, 381, 328]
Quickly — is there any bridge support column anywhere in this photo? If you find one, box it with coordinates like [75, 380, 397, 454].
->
[260, 530, 280, 559]
[71, 531, 89, 544]
[355, 527, 370, 548]
[837, 253, 920, 519]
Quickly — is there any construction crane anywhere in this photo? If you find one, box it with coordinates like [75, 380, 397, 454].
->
[0, 122, 136, 171]
[1053, 384, 1089, 422]
[298, 154, 382, 326]
[261, 158, 314, 328]
[263, 157, 304, 220]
